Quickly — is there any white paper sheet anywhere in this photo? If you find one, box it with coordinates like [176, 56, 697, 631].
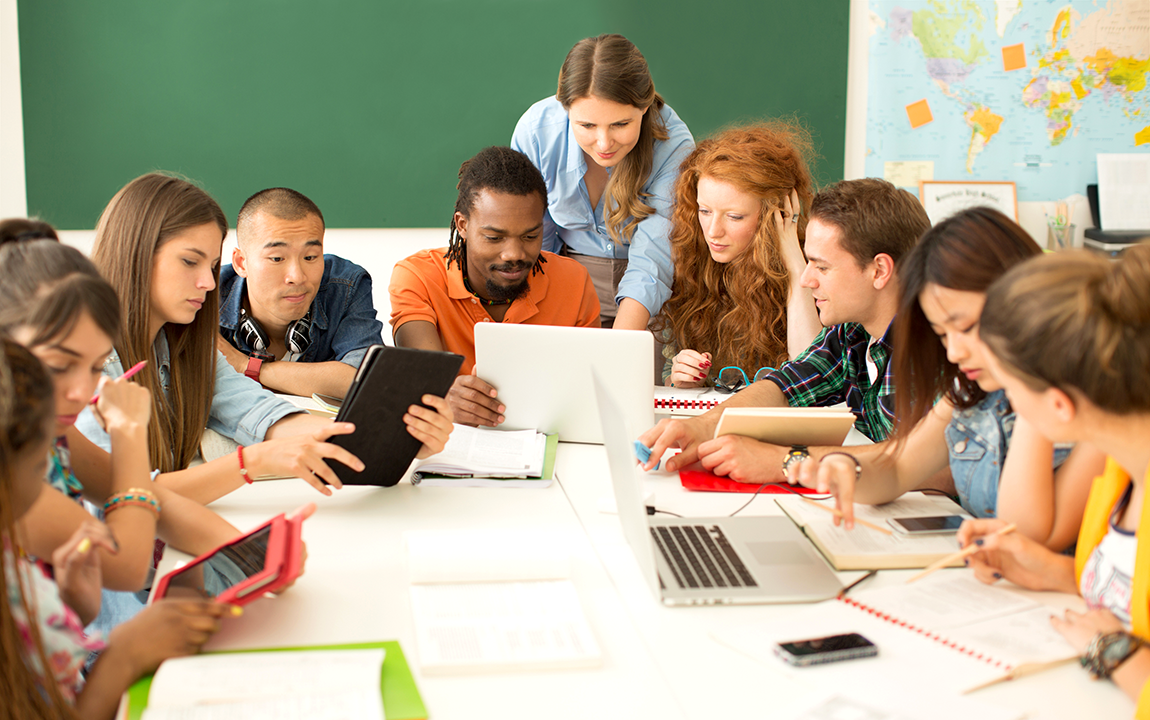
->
[1097, 153, 1150, 230]
[409, 580, 601, 674]
[143, 649, 385, 720]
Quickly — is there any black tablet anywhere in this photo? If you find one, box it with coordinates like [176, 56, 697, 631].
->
[329, 345, 462, 486]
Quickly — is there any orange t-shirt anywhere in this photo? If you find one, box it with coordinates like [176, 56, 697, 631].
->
[389, 248, 601, 375]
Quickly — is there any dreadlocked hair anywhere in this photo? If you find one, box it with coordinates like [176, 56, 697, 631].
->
[0, 339, 76, 720]
[652, 121, 815, 378]
[446, 146, 549, 277]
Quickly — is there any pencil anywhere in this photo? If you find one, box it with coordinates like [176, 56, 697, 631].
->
[905, 523, 1017, 584]
[799, 496, 893, 535]
[88, 360, 148, 405]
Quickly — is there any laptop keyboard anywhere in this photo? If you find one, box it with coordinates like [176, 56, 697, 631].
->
[651, 525, 758, 589]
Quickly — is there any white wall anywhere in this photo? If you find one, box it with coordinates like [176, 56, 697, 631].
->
[59, 227, 448, 344]
[0, 0, 27, 218]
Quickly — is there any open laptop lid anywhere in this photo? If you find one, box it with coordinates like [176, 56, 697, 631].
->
[591, 369, 662, 596]
[475, 324, 653, 444]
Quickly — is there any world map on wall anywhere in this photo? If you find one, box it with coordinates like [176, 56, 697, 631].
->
[865, 0, 1150, 200]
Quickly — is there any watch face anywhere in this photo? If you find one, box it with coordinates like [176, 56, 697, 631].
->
[1102, 633, 1138, 664]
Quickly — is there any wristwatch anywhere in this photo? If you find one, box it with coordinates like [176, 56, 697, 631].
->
[244, 355, 264, 384]
[1082, 631, 1145, 679]
[782, 445, 810, 480]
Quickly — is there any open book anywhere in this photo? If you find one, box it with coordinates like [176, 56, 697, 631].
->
[404, 529, 601, 675]
[410, 425, 557, 488]
[142, 649, 385, 720]
[776, 493, 973, 570]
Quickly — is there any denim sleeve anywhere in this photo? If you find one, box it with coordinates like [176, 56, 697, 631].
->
[614, 122, 696, 316]
[207, 352, 303, 446]
[328, 272, 384, 368]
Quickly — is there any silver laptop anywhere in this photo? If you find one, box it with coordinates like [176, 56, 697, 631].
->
[592, 371, 843, 606]
[474, 324, 653, 444]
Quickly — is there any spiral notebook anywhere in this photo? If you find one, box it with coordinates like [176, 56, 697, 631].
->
[711, 572, 1080, 695]
[837, 572, 1078, 689]
[653, 386, 727, 414]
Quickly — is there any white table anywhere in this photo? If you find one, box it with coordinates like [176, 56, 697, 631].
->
[156, 444, 1135, 719]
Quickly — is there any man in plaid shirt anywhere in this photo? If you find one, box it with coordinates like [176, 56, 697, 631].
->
[640, 178, 930, 484]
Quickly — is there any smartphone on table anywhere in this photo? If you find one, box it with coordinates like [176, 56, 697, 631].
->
[886, 515, 966, 535]
[773, 632, 878, 667]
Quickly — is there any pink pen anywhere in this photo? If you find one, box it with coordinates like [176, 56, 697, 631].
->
[88, 360, 148, 405]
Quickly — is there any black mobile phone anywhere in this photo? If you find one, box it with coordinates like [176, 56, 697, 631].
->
[773, 632, 878, 667]
[887, 515, 966, 535]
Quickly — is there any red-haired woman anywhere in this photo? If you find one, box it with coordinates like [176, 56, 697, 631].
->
[654, 121, 821, 388]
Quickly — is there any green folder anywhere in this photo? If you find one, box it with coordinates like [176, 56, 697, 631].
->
[125, 640, 426, 720]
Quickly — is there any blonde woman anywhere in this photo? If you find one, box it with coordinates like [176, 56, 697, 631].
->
[511, 33, 695, 330]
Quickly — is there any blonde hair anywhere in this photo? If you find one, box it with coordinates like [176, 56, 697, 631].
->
[980, 245, 1150, 413]
[654, 121, 814, 373]
[92, 173, 228, 472]
[557, 34, 668, 245]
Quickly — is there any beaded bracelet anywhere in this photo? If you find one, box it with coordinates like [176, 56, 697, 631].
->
[238, 445, 252, 484]
[820, 451, 862, 483]
[103, 488, 161, 518]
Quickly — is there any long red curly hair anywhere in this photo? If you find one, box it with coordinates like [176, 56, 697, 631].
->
[655, 121, 814, 376]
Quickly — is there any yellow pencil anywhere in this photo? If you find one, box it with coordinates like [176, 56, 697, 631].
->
[799, 496, 893, 536]
[906, 523, 1017, 584]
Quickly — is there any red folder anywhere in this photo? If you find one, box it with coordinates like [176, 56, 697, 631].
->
[679, 468, 819, 495]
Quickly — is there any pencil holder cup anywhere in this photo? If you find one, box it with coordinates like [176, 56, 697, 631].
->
[1046, 222, 1075, 250]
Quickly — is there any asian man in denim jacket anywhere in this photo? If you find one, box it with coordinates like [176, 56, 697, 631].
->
[217, 188, 384, 399]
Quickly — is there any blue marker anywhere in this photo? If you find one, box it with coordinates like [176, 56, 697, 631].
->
[633, 440, 660, 471]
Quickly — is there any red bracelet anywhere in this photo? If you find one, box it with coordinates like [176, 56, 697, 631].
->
[237, 445, 252, 484]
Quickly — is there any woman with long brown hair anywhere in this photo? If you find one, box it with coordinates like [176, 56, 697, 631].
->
[792, 207, 1103, 549]
[76, 173, 452, 504]
[511, 33, 695, 331]
[0, 338, 229, 720]
[653, 121, 821, 388]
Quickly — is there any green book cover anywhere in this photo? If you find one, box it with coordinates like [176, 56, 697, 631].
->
[124, 639, 426, 720]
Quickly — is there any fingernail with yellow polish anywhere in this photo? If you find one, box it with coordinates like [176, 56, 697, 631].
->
[77, 538, 91, 554]
[230, 605, 244, 617]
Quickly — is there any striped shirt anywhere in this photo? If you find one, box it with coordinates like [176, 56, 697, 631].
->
[761, 322, 895, 442]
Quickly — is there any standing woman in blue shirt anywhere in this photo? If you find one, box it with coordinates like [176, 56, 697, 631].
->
[511, 34, 695, 330]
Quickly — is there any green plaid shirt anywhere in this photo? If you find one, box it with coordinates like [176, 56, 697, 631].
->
[761, 322, 895, 441]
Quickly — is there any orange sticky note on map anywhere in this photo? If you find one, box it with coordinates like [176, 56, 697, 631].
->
[1002, 43, 1026, 71]
[905, 99, 933, 129]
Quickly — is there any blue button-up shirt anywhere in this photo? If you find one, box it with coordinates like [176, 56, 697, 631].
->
[77, 329, 302, 452]
[511, 96, 695, 316]
[218, 254, 384, 369]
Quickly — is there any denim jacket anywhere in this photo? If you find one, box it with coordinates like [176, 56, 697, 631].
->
[946, 390, 1073, 517]
[218, 254, 384, 369]
[76, 328, 302, 452]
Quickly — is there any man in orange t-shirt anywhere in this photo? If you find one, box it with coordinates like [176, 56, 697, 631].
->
[390, 146, 599, 426]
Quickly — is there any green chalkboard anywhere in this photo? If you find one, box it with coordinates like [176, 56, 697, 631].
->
[19, 1, 848, 229]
